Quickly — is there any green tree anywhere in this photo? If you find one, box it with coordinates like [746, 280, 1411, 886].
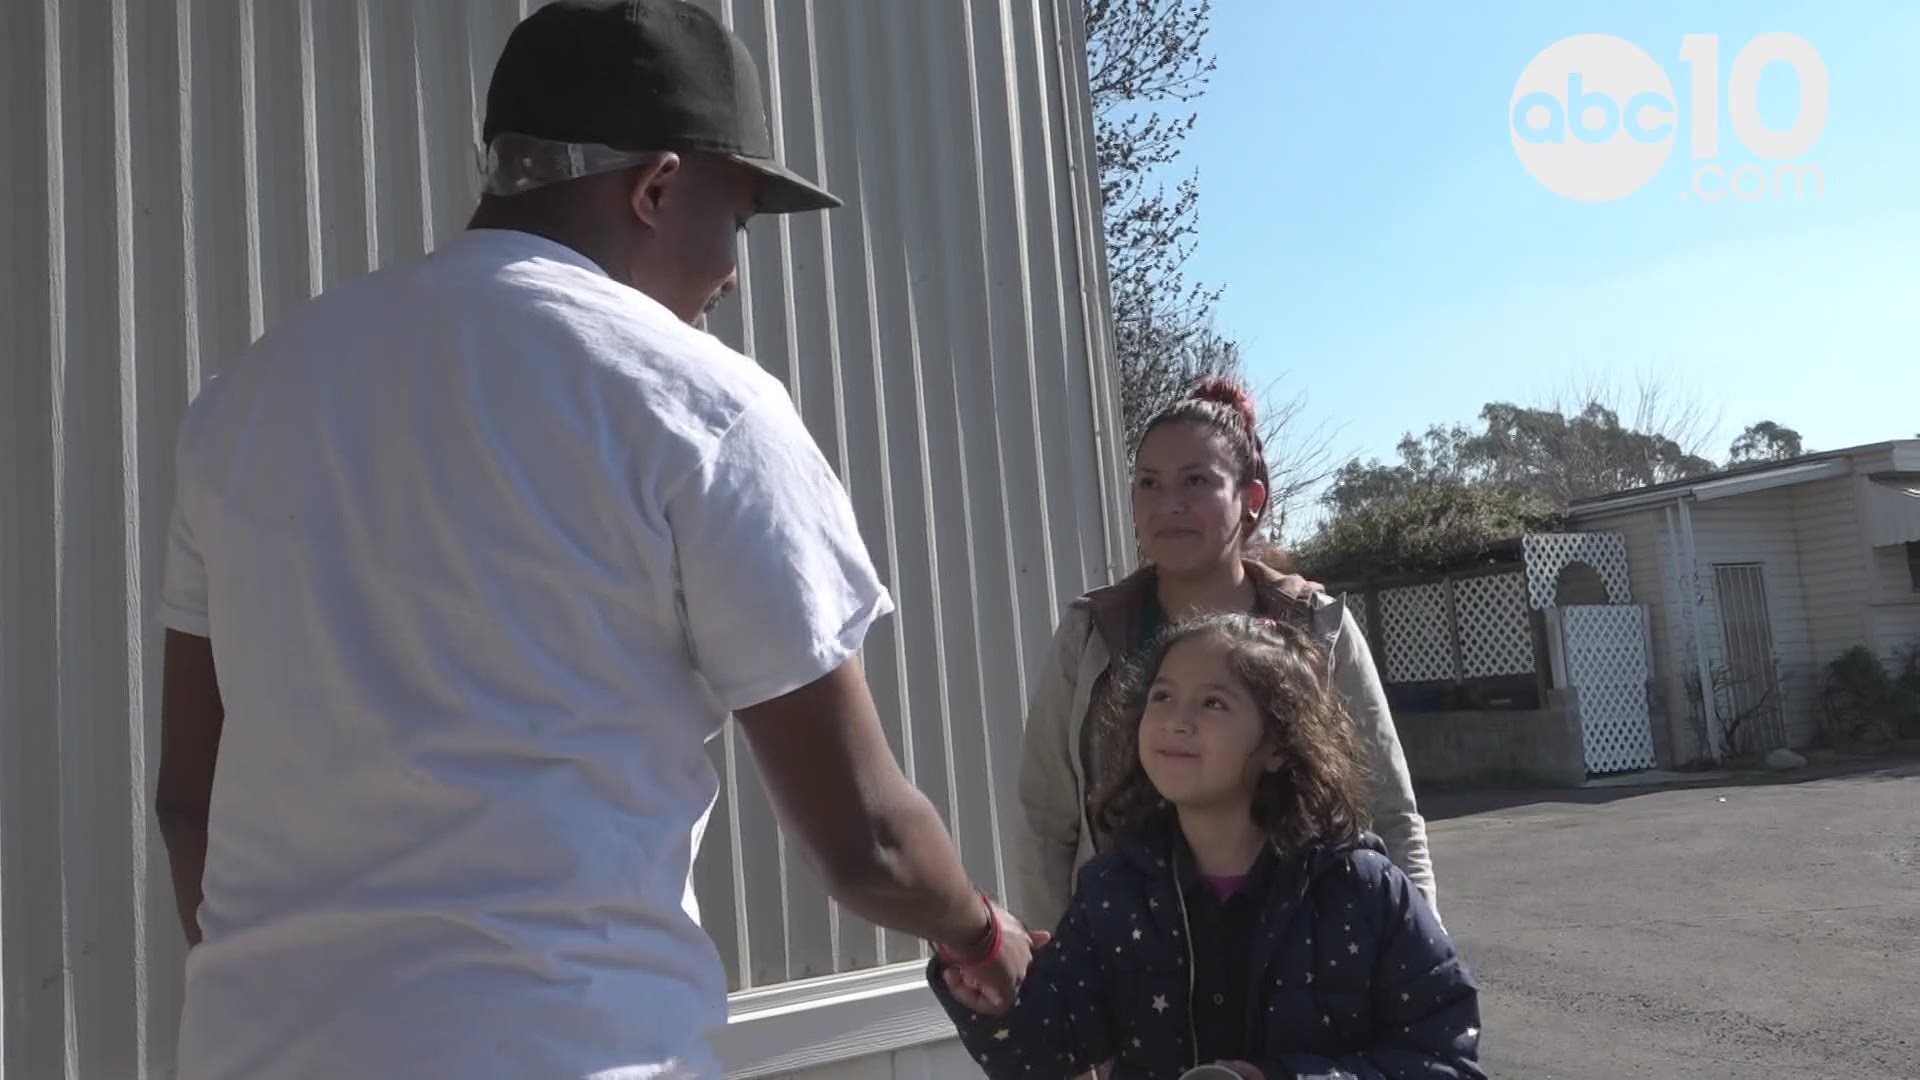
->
[1727, 420, 1804, 464]
[1295, 480, 1563, 581]
[1308, 387, 1734, 579]
[1464, 400, 1716, 506]
[1325, 396, 1719, 516]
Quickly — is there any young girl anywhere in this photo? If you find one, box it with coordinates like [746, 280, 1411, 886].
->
[933, 616, 1482, 1079]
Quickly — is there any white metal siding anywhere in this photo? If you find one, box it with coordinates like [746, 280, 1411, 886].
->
[1687, 491, 1821, 748]
[0, 1, 1126, 1076]
[1866, 545, 1920, 657]
[1786, 453, 1920, 671]
[1869, 603, 1920, 659]
[1864, 484, 1920, 548]
[1789, 476, 1872, 663]
[1854, 445, 1920, 550]
[778, 1040, 979, 1080]
[1865, 446, 1920, 656]
[1861, 445, 1920, 655]
[1868, 542, 1917, 598]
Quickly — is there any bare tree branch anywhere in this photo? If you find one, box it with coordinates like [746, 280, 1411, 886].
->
[1686, 661, 1784, 762]
[1249, 374, 1341, 541]
[1090, 1, 1234, 442]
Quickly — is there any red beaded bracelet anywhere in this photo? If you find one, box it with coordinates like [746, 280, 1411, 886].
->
[935, 893, 1001, 969]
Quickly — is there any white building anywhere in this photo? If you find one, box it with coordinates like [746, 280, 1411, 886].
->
[1568, 441, 1920, 765]
[0, 1, 1128, 1076]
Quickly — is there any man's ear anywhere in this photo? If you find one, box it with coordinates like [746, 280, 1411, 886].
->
[626, 152, 684, 229]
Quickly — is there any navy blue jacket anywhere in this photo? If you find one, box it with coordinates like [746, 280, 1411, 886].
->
[931, 820, 1482, 1079]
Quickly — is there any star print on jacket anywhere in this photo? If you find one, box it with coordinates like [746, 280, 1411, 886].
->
[927, 820, 1483, 1080]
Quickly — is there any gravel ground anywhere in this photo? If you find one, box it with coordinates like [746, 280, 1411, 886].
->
[1423, 756, 1920, 1080]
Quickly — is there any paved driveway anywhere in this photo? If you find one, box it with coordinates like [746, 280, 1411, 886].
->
[1425, 757, 1920, 1079]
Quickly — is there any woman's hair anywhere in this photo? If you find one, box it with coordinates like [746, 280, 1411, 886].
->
[1092, 613, 1369, 855]
[1135, 376, 1272, 538]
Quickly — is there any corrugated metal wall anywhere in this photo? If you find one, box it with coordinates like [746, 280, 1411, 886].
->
[0, 0, 1127, 1075]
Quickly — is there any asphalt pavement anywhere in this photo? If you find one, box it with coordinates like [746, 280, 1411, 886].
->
[1424, 756, 1920, 1080]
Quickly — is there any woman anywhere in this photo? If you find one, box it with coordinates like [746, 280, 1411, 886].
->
[1016, 377, 1435, 935]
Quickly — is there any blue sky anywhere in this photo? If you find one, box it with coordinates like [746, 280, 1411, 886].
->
[1177, 1, 1917, 527]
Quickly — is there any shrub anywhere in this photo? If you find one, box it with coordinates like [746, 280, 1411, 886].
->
[1818, 646, 1920, 743]
[1295, 481, 1564, 582]
[1892, 645, 1920, 738]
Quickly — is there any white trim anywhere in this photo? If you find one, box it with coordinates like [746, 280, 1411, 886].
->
[1691, 458, 1850, 502]
[1571, 456, 1860, 520]
[716, 962, 955, 1078]
[1675, 499, 1721, 762]
[1572, 488, 1686, 520]
[1574, 441, 1920, 518]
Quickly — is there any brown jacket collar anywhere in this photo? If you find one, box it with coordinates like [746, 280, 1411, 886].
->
[1075, 558, 1320, 658]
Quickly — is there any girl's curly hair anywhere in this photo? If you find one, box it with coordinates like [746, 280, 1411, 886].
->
[1091, 613, 1370, 855]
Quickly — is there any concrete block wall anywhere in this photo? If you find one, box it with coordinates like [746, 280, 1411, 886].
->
[1397, 690, 1587, 789]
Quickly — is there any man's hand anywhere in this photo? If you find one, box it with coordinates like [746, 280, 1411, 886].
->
[938, 904, 1049, 1015]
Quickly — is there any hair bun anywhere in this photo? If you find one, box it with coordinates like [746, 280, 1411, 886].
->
[1187, 376, 1258, 437]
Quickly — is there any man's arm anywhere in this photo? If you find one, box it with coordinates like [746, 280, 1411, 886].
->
[668, 389, 1036, 1006]
[733, 653, 999, 949]
[156, 629, 225, 947]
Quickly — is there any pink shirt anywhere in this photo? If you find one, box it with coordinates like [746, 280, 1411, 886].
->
[1202, 873, 1247, 902]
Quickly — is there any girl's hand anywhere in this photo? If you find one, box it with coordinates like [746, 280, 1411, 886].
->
[941, 927, 1052, 1015]
[941, 964, 999, 1015]
[1215, 1062, 1266, 1080]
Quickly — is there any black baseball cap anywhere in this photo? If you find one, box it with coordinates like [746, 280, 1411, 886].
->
[483, 0, 841, 213]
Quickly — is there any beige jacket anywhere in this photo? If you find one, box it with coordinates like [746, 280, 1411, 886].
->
[1014, 562, 1436, 932]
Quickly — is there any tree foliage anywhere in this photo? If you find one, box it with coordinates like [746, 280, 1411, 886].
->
[1727, 420, 1804, 464]
[1820, 645, 1920, 744]
[1295, 480, 1564, 582]
[1323, 398, 1718, 517]
[1303, 383, 1805, 581]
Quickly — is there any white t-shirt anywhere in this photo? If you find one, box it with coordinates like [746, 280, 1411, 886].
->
[158, 228, 892, 1080]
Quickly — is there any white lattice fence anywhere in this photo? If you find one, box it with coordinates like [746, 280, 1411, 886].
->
[1562, 604, 1657, 773]
[1378, 582, 1452, 683]
[1524, 533, 1631, 609]
[1343, 591, 1368, 635]
[1455, 571, 1534, 677]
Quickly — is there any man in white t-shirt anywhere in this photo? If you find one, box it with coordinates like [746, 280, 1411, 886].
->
[153, 3, 1039, 1077]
